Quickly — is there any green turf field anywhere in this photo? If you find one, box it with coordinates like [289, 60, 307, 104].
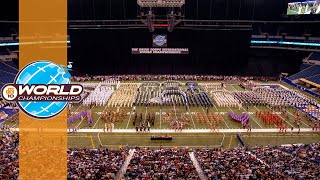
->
[67, 132, 320, 148]
[63, 83, 317, 130]
[3, 81, 320, 148]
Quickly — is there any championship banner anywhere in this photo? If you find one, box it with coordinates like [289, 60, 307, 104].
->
[19, 0, 68, 179]
[131, 48, 189, 54]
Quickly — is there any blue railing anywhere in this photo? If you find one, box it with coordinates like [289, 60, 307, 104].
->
[251, 40, 320, 47]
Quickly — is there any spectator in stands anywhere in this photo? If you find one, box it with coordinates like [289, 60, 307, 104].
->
[125, 148, 199, 179]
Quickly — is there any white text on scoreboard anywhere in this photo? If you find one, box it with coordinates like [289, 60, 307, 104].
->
[131, 48, 189, 54]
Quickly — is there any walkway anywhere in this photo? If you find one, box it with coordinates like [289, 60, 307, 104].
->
[189, 152, 207, 180]
[116, 149, 136, 180]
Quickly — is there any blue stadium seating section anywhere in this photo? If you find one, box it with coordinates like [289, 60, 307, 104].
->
[289, 65, 320, 80]
[309, 52, 320, 61]
[0, 47, 10, 55]
[6, 46, 18, 52]
[0, 61, 18, 74]
[0, 70, 15, 84]
[300, 63, 312, 71]
[0, 82, 4, 93]
[307, 74, 320, 84]
[0, 60, 18, 93]
[3, 61, 18, 70]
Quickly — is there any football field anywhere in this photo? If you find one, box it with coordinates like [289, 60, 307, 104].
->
[4, 82, 320, 148]
[68, 83, 318, 130]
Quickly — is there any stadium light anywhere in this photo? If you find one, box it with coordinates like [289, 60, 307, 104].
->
[137, 0, 185, 7]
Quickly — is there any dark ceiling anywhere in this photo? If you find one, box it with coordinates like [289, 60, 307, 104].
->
[2, 0, 320, 21]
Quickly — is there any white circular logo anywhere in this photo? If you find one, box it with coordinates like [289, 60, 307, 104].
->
[2, 85, 18, 101]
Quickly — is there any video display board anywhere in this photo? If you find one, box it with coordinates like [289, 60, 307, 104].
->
[287, 0, 320, 15]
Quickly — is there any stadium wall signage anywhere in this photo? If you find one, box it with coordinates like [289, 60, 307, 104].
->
[1, 61, 83, 119]
[131, 48, 189, 54]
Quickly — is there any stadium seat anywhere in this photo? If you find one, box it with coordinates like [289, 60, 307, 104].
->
[300, 63, 312, 71]
[309, 52, 320, 61]
[0, 61, 18, 74]
[0, 70, 15, 84]
[289, 65, 320, 80]
[0, 47, 10, 55]
[307, 74, 320, 85]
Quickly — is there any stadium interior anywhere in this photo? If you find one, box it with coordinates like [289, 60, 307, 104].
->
[0, 0, 320, 179]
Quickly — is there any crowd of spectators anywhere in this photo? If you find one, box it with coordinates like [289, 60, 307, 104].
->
[71, 75, 276, 82]
[67, 148, 129, 179]
[0, 98, 18, 123]
[0, 98, 16, 108]
[125, 147, 200, 179]
[278, 143, 320, 164]
[0, 131, 129, 179]
[252, 144, 320, 179]
[195, 147, 270, 179]
[196, 144, 320, 179]
[0, 131, 18, 179]
[1, 130, 319, 180]
[0, 98, 7, 108]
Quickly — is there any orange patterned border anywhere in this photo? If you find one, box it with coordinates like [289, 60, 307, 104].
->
[19, 0, 67, 179]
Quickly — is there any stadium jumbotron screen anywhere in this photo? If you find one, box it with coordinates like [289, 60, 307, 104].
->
[287, 0, 320, 15]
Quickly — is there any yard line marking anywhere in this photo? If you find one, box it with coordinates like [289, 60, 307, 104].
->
[220, 132, 226, 147]
[97, 132, 104, 147]
[187, 104, 196, 129]
[228, 135, 233, 149]
[76, 117, 86, 129]
[73, 104, 83, 113]
[67, 136, 88, 138]
[126, 107, 134, 129]
[92, 105, 108, 129]
[90, 135, 95, 148]
[77, 105, 93, 129]
[160, 108, 162, 129]
[200, 106, 209, 129]
[144, 106, 148, 124]
[72, 104, 85, 128]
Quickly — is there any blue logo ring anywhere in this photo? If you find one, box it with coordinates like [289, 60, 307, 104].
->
[15, 61, 70, 119]
[154, 35, 167, 46]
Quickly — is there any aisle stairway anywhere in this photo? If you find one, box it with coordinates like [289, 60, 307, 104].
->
[189, 152, 207, 180]
[116, 149, 136, 180]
